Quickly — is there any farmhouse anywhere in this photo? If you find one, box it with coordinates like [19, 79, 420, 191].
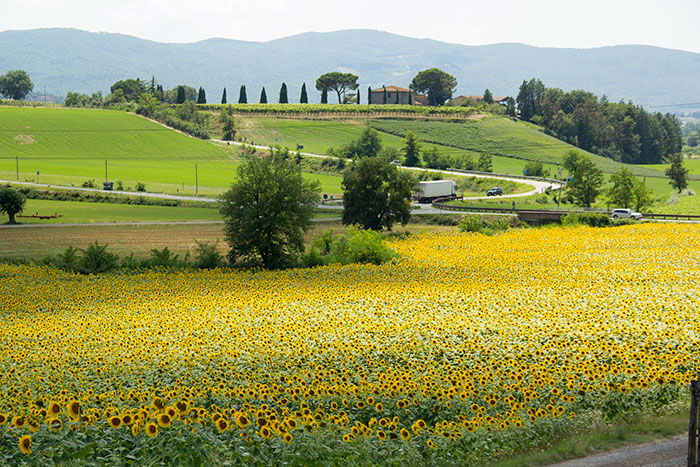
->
[369, 86, 427, 105]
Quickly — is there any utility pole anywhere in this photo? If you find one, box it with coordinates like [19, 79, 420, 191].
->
[195, 163, 198, 194]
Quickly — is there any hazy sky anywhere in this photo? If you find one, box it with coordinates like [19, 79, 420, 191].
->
[3, 0, 699, 53]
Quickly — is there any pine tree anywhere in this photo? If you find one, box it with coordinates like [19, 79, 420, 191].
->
[321, 88, 328, 104]
[197, 87, 206, 104]
[483, 89, 494, 104]
[279, 83, 288, 104]
[260, 87, 267, 104]
[300, 83, 308, 104]
[176, 86, 186, 104]
[238, 85, 247, 104]
[221, 88, 227, 104]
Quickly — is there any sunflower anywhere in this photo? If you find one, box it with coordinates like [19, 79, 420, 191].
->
[260, 426, 272, 438]
[0, 413, 6, 426]
[13, 416, 25, 429]
[400, 428, 410, 440]
[157, 413, 171, 428]
[66, 401, 80, 421]
[376, 430, 386, 440]
[26, 418, 40, 433]
[48, 417, 62, 431]
[145, 422, 158, 438]
[19, 435, 31, 455]
[121, 413, 133, 425]
[108, 416, 122, 429]
[216, 418, 228, 432]
[283, 432, 293, 444]
[48, 402, 61, 417]
[152, 397, 165, 411]
[235, 412, 250, 429]
[375, 403, 383, 412]
[165, 407, 177, 419]
[286, 418, 297, 429]
[426, 439, 437, 449]
[176, 400, 188, 414]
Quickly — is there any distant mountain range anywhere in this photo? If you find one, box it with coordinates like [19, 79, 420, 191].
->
[1, 28, 699, 111]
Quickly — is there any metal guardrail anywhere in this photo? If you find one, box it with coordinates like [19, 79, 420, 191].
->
[431, 200, 700, 222]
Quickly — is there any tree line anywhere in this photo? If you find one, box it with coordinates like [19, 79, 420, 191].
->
[516, 78, 682, 165]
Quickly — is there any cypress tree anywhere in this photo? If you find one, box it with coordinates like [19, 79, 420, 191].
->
[382, 86, 387, 105]
[279, 82, 288, 104]
[300, 83, 308, 104]
[395, 87, 399, 104]
[221, 88, 227, 104]
[356, 87, 360, 105]
[176, 86, 186, 104]
[368, 86, 372, 105]
[321, 88, 328, 104]
[238, 85, 247, 104]
[197, 87, 206, 104]
[260, 87, 267, 104]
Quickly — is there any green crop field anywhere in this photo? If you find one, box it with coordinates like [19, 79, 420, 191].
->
[0, 107, 345, 195]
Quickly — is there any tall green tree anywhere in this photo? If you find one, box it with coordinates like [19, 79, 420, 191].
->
[563, 151, 604, 207]
[633, 178, 654, 212]
[279, 82, 288, 104]
[340, 126, 382, 159]
[197, 87, 206, 104]
[505, 97, 516, 117]
[111, 78, 146, 102]
[221, 88, 227, 104]
[0, 186, 26, 224]
[607, 167, 636, 208]
[320, 88, 328, 104]
[368, 86, 373, 104]
[483, 89, 494, 104]
[665, 152, 689, 193]
[220, 154, 320, 268]
[176, 86, 186, 104]
[259, 87, 267, 104]
[410, 68, 457, 106]
[516, 78, 545, 122]
[402, 131, 421, 167]
[382, 86, 387, 104]
[477, 153, 493, 172]
[342, 158, 415, 230]
[238, 85, 247, 104]
[356, 87, 360, 105]
[300, 83, 308, 103]
[219, 107, 236, 141]
[315, 72, 359, 104]
[0, 70, 34, 101]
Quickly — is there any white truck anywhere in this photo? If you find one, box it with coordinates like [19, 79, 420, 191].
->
[414, 180, 458, 203]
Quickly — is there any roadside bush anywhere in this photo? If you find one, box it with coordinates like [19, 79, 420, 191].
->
[135, 182, 146, 192]
[458, 215, 484, 233]
[562, 212, 612, 227]
[55, 246, 79, 270]
[82, 179, 96, 188]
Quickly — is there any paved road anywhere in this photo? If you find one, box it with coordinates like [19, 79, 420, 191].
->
[549, 435, 686, 467]
[212, 139, 562, 198]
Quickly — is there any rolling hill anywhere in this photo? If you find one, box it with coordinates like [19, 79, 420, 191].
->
[1, 28, 699, 111]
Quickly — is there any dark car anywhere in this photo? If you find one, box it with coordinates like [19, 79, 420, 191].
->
[487, 187, 503, 196]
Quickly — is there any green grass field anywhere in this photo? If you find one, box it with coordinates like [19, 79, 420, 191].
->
[0, 107, 344, 195]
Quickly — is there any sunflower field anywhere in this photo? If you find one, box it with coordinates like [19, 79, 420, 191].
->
[0, 224, 699, 465]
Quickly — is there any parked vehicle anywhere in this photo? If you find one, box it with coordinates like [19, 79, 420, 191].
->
[487, 187, 503, 196]
[414, 180, 457, 203]
[611, 208, 642, 220]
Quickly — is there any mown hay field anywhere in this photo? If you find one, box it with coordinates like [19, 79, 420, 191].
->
[0, 224, 698, 464]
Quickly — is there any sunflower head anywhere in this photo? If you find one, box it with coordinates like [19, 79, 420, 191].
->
[216, 418, 228, 433]
[235, 412, 250, 429]
[152, 397, 165, 411]
[121, 414, 133, 425]
[145, 422, 158, 438]
[13, 416, 25, 429]
[48, 402, 61, 416]
[157, 413, 171, 428]
[0, 414, 6, 425]
[19, 435, 31, 455]
[283, 432, 293, 444]
[109, 416, 122, 429]
[67, 401, 80, 421]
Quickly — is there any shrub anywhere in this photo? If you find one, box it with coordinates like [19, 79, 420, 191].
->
[193, 241, 223, 269]
[135, 182, 146, 192]
[303, 227, 398, 266]
[56, 246, 79, 271]
[78, 242, 119, 274]
[82, 179, 96, 188]
[345, 228, 398, 265]
[562, 212, 612, 228]
[148, 247, 180, 268]
[458, 215, 484, 233]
